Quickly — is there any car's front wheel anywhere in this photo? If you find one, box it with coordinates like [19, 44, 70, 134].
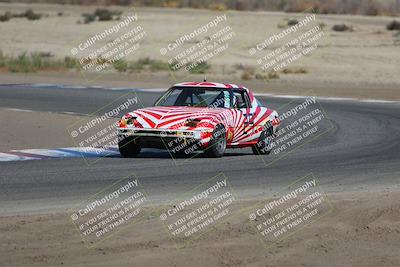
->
[205, 125, 226, 158]
[118, 136, 141, 158]
[252, 125, 274, 155]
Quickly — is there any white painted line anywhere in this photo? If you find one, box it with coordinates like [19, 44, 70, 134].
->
[5, 108, 34, 113]
[63, 111, 88, 116]
[30, 83, 58, 87]
[253, 93, 400, 104]
[59, 85, 88, 89]
[109, 87, 166, 92]
[136, 88, 166, 92]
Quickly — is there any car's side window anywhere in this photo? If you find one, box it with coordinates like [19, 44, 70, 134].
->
[243, 91, 252, 108]
[233, 91, 251, 109]
[256, 98, 264, 107]
[233, 91, 245, 108]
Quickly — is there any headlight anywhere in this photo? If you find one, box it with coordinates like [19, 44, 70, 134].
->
[193, 130, 202, 139]
[119, 118, 127, 128]
[119, 114, 142, 128]
[185, 118, 201, 127]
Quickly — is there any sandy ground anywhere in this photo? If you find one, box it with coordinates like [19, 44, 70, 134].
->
[1, 190, 399, 267]
[0, 109, 86, 151]
[0, 3, 399, 100]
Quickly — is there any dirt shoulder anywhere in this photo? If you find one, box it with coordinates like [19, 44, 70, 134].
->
[0, 108, 82, 151]
[1, 190, 399, 267]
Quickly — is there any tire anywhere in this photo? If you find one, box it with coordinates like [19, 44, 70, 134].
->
[252, 125, 274, 155]
[205, 125, 226, 158]
[173, 147, 190, 158]
[118, 136, 141, 158]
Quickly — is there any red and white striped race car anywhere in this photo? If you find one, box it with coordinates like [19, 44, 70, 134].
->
[117, 82, 280, 158]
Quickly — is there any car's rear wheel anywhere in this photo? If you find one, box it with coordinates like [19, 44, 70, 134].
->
[205, 125, 226, 158]
[252, 125, 274, 155]
[118, 136, 141, 158]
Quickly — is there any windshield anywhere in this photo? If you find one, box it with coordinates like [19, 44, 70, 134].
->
[155, 87, 232, 108]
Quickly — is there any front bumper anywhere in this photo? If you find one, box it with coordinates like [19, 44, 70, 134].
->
[117, 127, 212, 151]
[116, 127, 207, 139]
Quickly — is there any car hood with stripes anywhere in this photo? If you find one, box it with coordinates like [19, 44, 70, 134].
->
[127, 106, 232, 130]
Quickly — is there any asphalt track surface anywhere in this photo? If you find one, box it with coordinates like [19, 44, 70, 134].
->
[1, 84, 400, 214]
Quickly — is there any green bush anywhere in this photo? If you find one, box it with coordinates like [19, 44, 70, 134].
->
[113, 59, 128, 72]
[1, 52, 69, 72]
[64, 56, 78, 69]
[128, 58, 170, 72]
[94, 8, 113, 21]
[0, 51, 5, 68]
[24, 9, 42, 20]
[0, 12, 12, 22]
[82, 13, 96, 24]
[7, 53, 33, 72]
[287, 18, 299, 26]
[31, 52, 46, 69]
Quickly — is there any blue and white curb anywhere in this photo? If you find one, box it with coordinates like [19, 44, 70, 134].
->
[0, 147, 120, 162]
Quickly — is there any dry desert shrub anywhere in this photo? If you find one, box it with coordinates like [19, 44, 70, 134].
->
[254, 71, 280, 80]
[5, 0, 399, 15]
[0, 12, 12, 22]
[208, 3, 228, 12]
[332, 24, 354, 32]
[162, 1, 181, 8]
[0, 9, 42, 22]
[387, 20, 400, 31]
[241, 71, 252, 80]
[282, 67, 308, 74]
